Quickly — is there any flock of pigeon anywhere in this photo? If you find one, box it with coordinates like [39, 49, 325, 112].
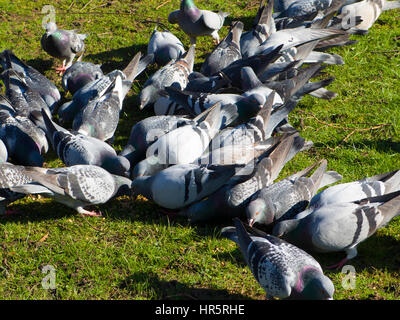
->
[0, 0, 399, 300]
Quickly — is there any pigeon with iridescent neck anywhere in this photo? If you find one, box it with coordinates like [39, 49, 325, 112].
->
[62, 60, 104, 95]
[168, 0, 230, 44]
[41, 22, 87, 74]
[221, 218, 335, 300]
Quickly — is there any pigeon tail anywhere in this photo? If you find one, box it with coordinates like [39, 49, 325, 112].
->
[383, 0, 400, 10]
[122, 52, 142, 82]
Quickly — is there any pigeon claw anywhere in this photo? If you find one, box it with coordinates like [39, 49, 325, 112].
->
[325, 258, 349, 270]
[55, 65, 67, 75]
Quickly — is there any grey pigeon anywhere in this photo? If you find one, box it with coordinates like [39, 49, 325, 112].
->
[0, 99, 47, 166]
[119, 115, 195, 170]
[272, 190, 400, 269]
[58, 52, 153, 124]
[131, 162, 245, 210]
[10, 165, 132, 216]
[41, 22, 87, 74]
[132, 102, 238, 177]
[1, 68, 52, 119]
[0, 50, 61, 112]
[164, 86, 266, 122]
[139, 45, 195, 110]
[147, 27, 186, 65]
[168, 0, 230, 44]
[40, 109, 130, 177]
[335, 0, 400, 35]
[294, 169, 400, 220]
[0, 162, 33, 215]
[249, 27, 346, 58]
[72, 52, 143, 141]
[62, 60, 104, 95]
[246, 159, 342, 227]
[179, 133, 309, 223]
[0, 139, 7, 163]
[221, 218, 335, 300]
[209, 92, 276, 151]
[241, 0, 276, 59]
[200, 21, 244, 76]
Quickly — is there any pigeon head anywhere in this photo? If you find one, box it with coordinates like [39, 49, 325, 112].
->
[238, 93, 265, 120]
[300, 272, 335, 300]
[131, 175, 153, 200]
[112, 175, 133, 198]
[246, 197, 275, 227]
[44, 22, 57, 33]
[271, 218, 301, 238]
[27, 151, 44, 167]
[139, 86, 157, 110]
[103, 156, 131, 177]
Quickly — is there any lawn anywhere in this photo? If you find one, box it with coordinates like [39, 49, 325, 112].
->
[0, 0, 399, 300]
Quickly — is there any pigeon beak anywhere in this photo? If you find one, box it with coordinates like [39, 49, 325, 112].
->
[139, 98, 147, 110]
[248, 218, 255, 227]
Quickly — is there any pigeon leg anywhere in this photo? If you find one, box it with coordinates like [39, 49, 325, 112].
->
[190, 37, 197, 45]
[159, 208, 178, 217]
[325, 257, 349, 270]
[77, 207, 102, 217]
[326, 247, 358, 270]
[55, 60, 67, 75]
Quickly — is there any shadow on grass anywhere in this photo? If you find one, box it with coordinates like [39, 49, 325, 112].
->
[120, 271, 254, 300]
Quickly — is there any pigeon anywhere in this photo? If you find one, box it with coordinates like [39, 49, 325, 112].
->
[249, 27, 347, 58]
[40, 109, 130, 177]
[179, 45, 284, 96]
[168, 0, 230, 44]
[200, 21, 244, 76]
[58, 52, 153, 124]
[272, 190, 400, 269]
[1, 68, 52, 119]
[62, 60, 104, 95]
[293, 169, 400, 220]
[0, 162, 34, 215]
[10, 165, 132, 216]
[133, 102, 238, 177]
[72, 52, 142, 141]
[221, 218, 335, 300]
[147, 27, 186, 66]
[119, 115, 197, 170]
[246, 159, 343, 227]
[241, 0, 276, 59]
[0, 139, 7, 163]
[0, 99, 47, 166]
[131, 162, 246, 210]
[164, 86, 266, 122]
[209, 91, 276, 151]
[275, 0, 337, 19]
[335, 0, 400, 35]
[0, 50, 61, 112]
[180, 133, 310, 223]
[139, 45, 195, 110]
[41, 22, 87, 74]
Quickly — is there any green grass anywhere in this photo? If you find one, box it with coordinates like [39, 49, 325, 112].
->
[0, 0, 399, 300]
